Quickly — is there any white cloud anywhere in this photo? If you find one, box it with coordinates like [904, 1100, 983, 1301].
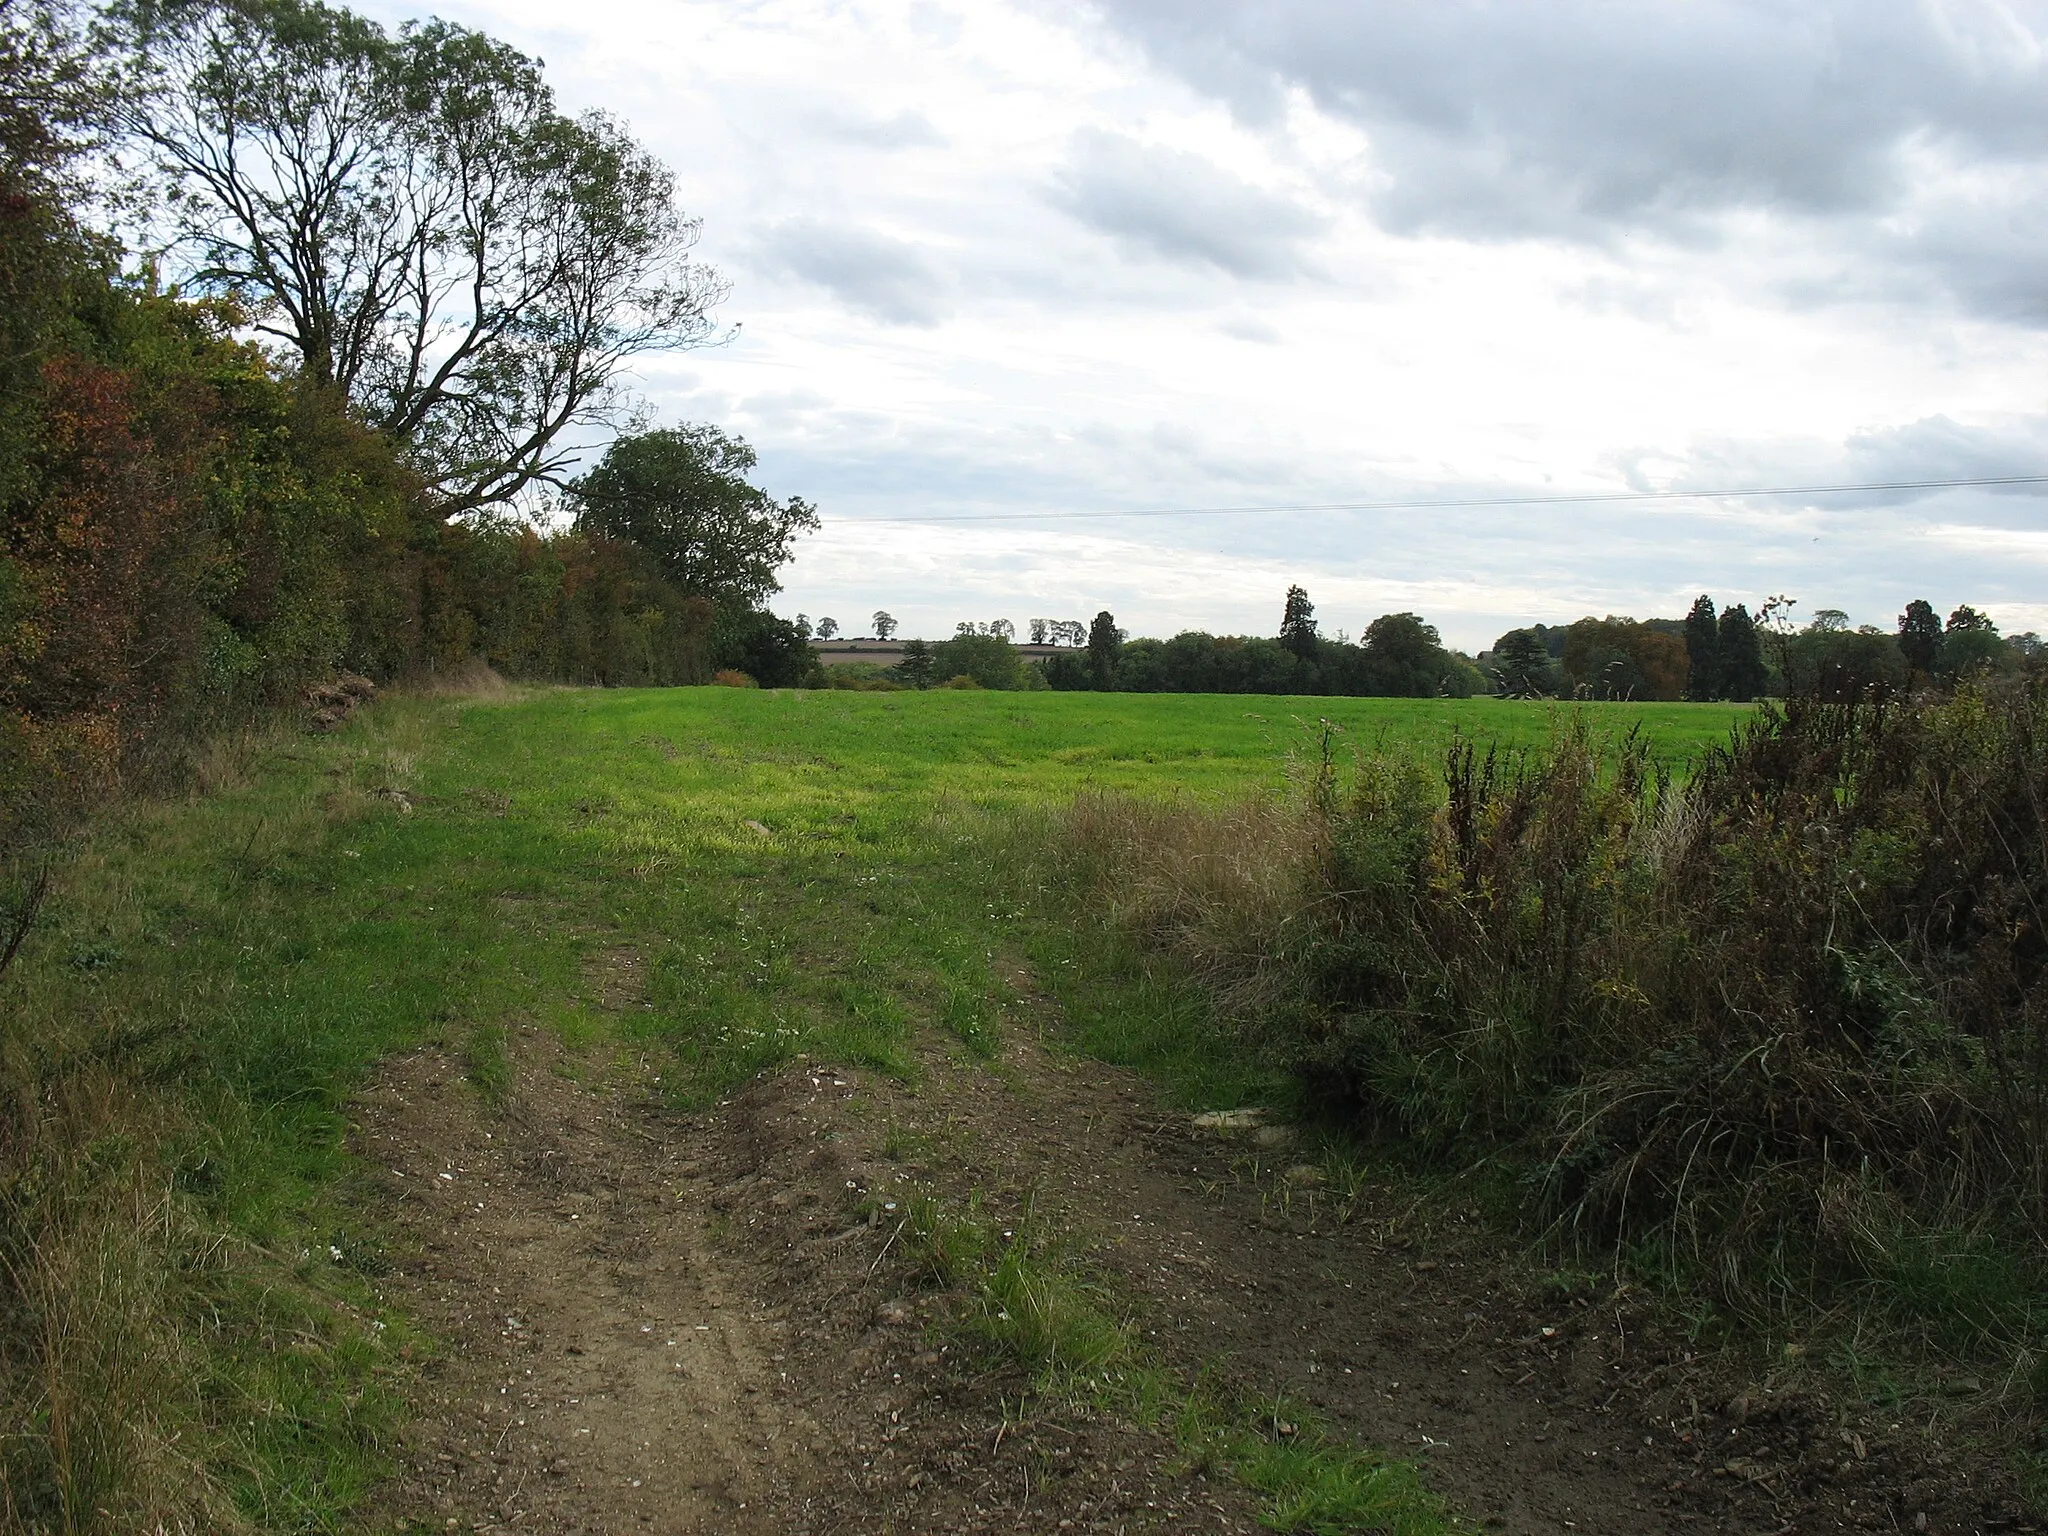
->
[354, 0, 2048, 649]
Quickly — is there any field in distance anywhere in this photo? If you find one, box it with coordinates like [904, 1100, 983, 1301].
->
[545, 687, 1752, 821]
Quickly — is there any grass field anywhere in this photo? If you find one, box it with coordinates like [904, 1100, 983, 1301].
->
[5, 687, 1749, 1530]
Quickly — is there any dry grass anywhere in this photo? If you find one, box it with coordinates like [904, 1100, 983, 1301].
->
[403, 655, 512, 698]
[0, 1029, 242, 1533]
[1061, 792, 1323, 1017]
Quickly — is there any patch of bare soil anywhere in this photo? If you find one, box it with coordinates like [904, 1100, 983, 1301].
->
[349, 1025, 1263, 1535]
[351, 987, 2042, 1536]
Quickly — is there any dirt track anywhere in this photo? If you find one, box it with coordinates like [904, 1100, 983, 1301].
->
[351, 995, 2041, 1535]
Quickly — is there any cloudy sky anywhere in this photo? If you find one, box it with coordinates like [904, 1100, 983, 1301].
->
[362, 0, 2048, 650]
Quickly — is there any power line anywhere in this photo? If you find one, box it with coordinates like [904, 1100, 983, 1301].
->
[828, 472, 2048, 526]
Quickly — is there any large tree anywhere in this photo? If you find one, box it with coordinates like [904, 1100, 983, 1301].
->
[109, 0, 726, 512]
[1897, 599, 1940, 677]
[1490, 628, 1553, 696]
[1683, 595, 1720, 700]
[1087, 609, 1122, 689]
[1279, 584, 1318, 660]
[568, 426, 816, 609]
[1717, 603, 1767, 701]
[1939, 604, 2010, 679]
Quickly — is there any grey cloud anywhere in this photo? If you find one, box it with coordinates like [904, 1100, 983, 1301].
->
[1607, 414, 2048, 512]
[1088, 2, 2048, 265]
[1049, 128, 1326, 278]
[817, 108, 946, 150]
[1216, 312, 1282, 344]
[754, 219, 949, 326]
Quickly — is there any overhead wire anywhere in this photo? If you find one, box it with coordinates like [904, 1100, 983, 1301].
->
[827, 471, 2048, 526]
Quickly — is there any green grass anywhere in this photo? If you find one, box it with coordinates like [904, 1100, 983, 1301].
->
[2, 686, 1742, 1531]
[896, 1182, 1465, 1534]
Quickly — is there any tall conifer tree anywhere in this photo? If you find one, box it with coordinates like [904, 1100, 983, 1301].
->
[1717, 603, 1767, 701]
[1683, 594, 1721, 700]
[1898, 599, 1940, 677]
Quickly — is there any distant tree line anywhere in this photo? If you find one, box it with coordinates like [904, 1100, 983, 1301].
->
[2, 0, 819, 850]
[1487, 596, 2036, 702]
[829, 587, 2038, 701]
[835, 588, 1487, 696]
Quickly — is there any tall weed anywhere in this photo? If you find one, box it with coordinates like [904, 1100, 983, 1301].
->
[1064, 677, 2048, 1360]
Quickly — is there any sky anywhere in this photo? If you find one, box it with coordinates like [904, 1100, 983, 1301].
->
[357, 0, 2048, 651]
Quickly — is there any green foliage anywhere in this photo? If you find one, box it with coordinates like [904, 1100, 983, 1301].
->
[1899, 598, 1941, 676]
[1783, 624, 1907, 700]
[1683, 595, 1720, 700]
[1560, 615, 1687, 700]
[1715, 602, 1767, 700]
[110, 0, 726, 511]
[569, 426, 818, 609]
[0, 52, 809, 858]
[1086, 609, 1122, 689]
[1051, 606, 1480, 699]
[1488, 627, 1557, 697]
[1940, 605, 2015, 680]
[931, 630, 1022, 689]
[1279, 583, 1318, 660]
[896, 637, 935, 689]
[1083, 677, 2048, 1360]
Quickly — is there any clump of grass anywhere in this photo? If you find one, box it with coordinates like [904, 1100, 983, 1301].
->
[897, 1186, 1461, 1532]
[1060, 791, 1322, 1018]
[1189, 1393, 1455, 1536]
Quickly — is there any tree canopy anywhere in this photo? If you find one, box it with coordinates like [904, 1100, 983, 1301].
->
[568, 426, 817, 609]
[108, 0, 726, 512]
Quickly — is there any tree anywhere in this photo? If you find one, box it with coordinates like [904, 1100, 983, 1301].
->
[932, 631, 1020, 689]
[1717, 603, 1767, 701]
[1939, 605, 2010, 679]
[1809, 608, 1850, 633]
[568, 425, 817, 608]
[872, 610, 897, 640]
[1490, 628, 1554, 696]
[896, 636, 933, 688]
[1784, 628, 1906, 701]
[1683, 595, 1720, 700]
[1087, 610, 1122, 690]
[1028, 618, 1048, 644]
[1051, 619, 1084, 647]
[1897, 599, 1940, 677]
[988, 618, 1015, 640]
[712, 605, 811, 687]
[1279, 584, 1318, 660]
[815, 616, 838, 640]
[792, 613, 811, 639]
[1756, 594, 1799, 686]
[110, 0, 726, 513]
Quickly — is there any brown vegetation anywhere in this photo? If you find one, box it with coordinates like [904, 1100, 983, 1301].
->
[1064, 677, 2048, 1370]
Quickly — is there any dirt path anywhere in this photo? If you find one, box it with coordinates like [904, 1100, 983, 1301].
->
[351, 1029, 826, 1533]
[350, 1002, 2040, 1535]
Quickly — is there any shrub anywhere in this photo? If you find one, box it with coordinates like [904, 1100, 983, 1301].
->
[940, 674, 983, 690]
[1067, 676, 2048, 1351]
[711, 669, 758, 688]
[824, 663, 900, 691]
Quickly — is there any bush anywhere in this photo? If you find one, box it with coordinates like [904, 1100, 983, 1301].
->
[1068, 676, 2048, 1352]
[711, 669, 758, 688]
[940, 674, 983, 690]
[932, 632, 1019, 689]
[823, 662, 900, 691]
